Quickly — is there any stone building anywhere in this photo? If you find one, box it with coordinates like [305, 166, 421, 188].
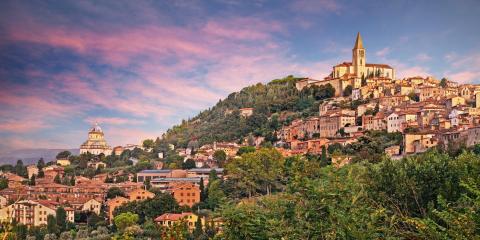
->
[79, 123, 112, 155]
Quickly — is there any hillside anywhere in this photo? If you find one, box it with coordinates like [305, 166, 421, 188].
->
[0, 148, 79, 165]
[162, 75, 335, 147]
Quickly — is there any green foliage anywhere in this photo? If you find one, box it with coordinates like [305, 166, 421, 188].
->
[236, 146, 256, 156]
[226, 148, 285, 197]
[15, 159, 28, 178]
[56, 151, 71, 159]
[440, 77, 448, 88]
[159, 76, 334, 148]
[220, 149, 480, 239]
[47, 215, 57, 234]
[160, 219, 190, 240]
[114, 212, 139, 232]
[205, 179, 226, 210]
[55, 207, 67, 233]
[0, 177, 8, 190]
[182, 159, 196, 169]
[142, 139, 155, 149]
[330, 130, 402, 163]
[107, 187, 126, 199]
[113, 193, 180, 224]
[213, 150, 227, 167]
[408, 91, 420, 102]
[54, 174, 61, 184]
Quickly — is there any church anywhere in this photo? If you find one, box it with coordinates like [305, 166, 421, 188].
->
[296, 33, 395, 97]
[79, 123, 112, 155]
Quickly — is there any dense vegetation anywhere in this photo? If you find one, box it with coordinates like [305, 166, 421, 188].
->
[162, 76, 335, 147]
[218, 148, 480, 239]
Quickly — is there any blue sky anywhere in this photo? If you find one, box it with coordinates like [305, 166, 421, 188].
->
[0, 0, 479, 152]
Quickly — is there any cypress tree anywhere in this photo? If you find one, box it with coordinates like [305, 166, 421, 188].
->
[199, 177, 206, 202]
[54, 174, 61, 184]
[30, 174, 36, 186]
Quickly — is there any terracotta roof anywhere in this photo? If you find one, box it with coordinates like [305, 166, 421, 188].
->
[3, 173, 26, 182]
[106, 196, 129, 205]
[154, 212, 194, 222]
[365, 63, 393, 69]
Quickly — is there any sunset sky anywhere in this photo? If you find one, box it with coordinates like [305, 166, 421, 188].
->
[1, 0, 479, 152]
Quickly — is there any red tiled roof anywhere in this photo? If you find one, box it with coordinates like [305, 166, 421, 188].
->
[334, 62, 393, 69]
[154, 212, 193, 222]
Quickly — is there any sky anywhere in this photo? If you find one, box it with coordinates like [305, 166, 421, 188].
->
[0, 0, 480, 153]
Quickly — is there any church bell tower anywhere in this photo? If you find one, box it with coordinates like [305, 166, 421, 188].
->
[352, 32, 366, 87]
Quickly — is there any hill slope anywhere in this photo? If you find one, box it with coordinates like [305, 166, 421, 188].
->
[161, 75, 335, 147]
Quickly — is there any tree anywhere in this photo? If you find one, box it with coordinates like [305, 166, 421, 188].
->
[440, 77, 448, 88]
[142, 139, 155, 149]
[114, 212, 139, 232]
[29, 174, 36, 186]
[47, 215, 57, 234]
[145, 177, 151, 190]
[0, 177, 8, 190]
[226, 148, 285, 197]
[38, 168, 45, 178]
[114, 193, 179, 224]
[69, 175, 75, 186]
[206, 179, 226, 210]
[361, 74, 367, 86]
[237, 146, 256, 156]
[62, 176, 70, 186]
[193, 217, 203, 238]
[55, 207, 67, 233]
[87, 212, 101, 228]
[107, 187, 125, 199]
[182, 159, 196, 169]
[199, 177, 206, 202]
[213, 150, 227, 167]
[54, 174, 61, 184]
[320, 146, 328, 166]
[15, 159, 27, 178]
[408, 91, 420, 102]
[13, 224, 28, 240]
[37, 158, 46, 169]
[56, 151, 71, 160]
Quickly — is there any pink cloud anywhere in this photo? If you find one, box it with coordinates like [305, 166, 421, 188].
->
[447, 71, 479, 84]
[202, 17, 284, 41]
[85, 117, 145, 126]
[414, 53, 431, 62]
[443, 52, 480, 84]
[375, 47, 391, 58]
[397, 66, 431, 79]
[0, 6, 339, 151]
[105, 127, 164, 147]
[0, 119, 50, 133]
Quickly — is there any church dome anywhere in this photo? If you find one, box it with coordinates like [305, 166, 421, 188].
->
[90, 122, 103, 132]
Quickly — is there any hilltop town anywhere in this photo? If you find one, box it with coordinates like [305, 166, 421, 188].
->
[2, 33, 480, 239]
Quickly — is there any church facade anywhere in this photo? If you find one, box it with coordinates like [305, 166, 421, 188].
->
[296, 33, 395, 97]
[79, 123, 112, 155]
